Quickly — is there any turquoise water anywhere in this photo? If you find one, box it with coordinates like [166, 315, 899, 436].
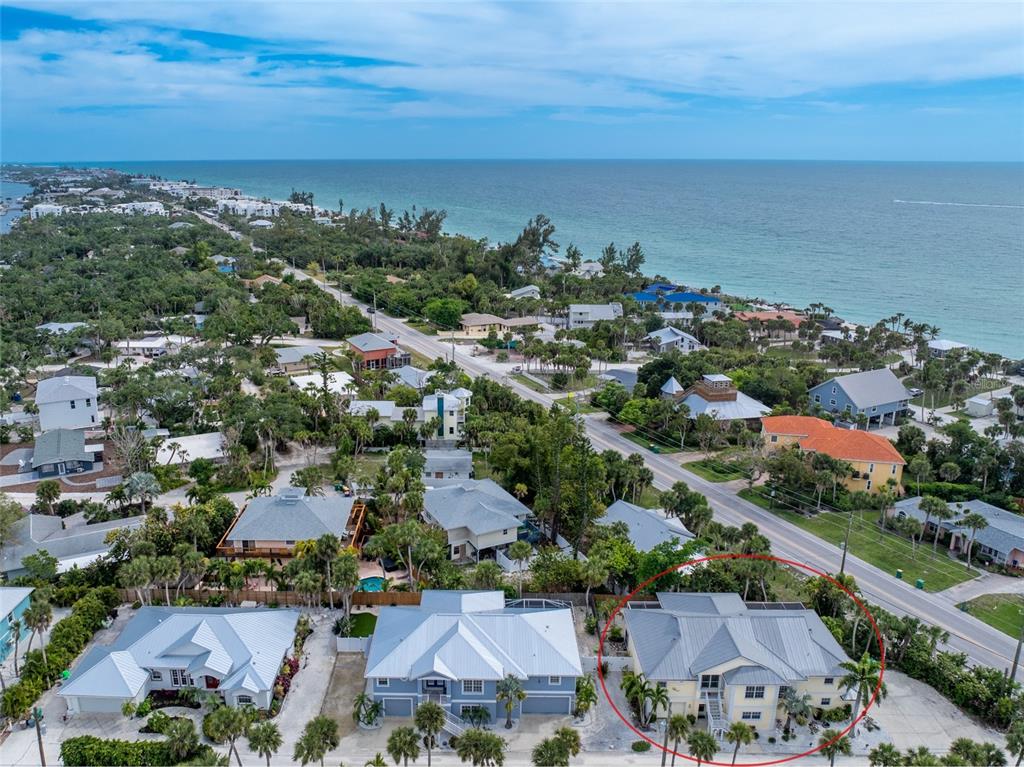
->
[358, 576, 385, 592]
[91, 161, 1024, 356]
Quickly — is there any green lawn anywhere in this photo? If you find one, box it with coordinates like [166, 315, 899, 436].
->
[907, 377, 1006, 409]
[736, 488, 974, 591]
[618, 428, 682, 454]
[511, 373, 549, 392]
[555, 396, 600, 414]
[406, 320, 437, 336]
[472, 452, 496, 480]
[408, 349, 439, 369]
[685, 459, 746, 482]
[348, 613, 378, 637]
[959, 593, 1024, 638]
[534, 373, 600, 392]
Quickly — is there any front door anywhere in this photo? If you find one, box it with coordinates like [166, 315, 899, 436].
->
[423, 680, 446, 693]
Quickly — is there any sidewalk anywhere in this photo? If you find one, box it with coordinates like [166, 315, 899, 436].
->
[937, 570, 1024, 602]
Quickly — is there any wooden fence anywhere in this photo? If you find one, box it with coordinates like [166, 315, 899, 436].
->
[115, 588, 422, 607]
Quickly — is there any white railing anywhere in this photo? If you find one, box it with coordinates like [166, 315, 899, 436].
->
[496, 547, 534, 573]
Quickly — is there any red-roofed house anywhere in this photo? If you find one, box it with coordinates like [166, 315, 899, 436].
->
[761, 416, 905, 494]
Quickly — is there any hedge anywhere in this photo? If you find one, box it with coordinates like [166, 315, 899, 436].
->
[1, 586, 119, 719]
[60, 736, 217, 767]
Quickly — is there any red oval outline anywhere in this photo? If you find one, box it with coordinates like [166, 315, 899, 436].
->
[596, 552, 886, 766]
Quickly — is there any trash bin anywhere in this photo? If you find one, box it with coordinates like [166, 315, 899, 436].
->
[915, 579, 925, 590]
[895, 569, 904, 580]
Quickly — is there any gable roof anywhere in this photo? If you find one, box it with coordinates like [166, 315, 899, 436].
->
[569, 303, 622, 321]
[273, 345, 322, 365]
[600, 500, 694, 551]
[289, 371, 355, 396]
[624, 593, 848, 682]
[32, 429, 92, 468]
[36, 375, 97, 405]
[424, 449, 474, 476]
[814, 369, 910, 409]
[393, 365, 431, 390]
[60, 607, 299, 700]
[1, 514, 145, 575]
[0, 586, 34, 617]
[682, 390, 770, 420]
[227, 489, 353, 543]
[365, 591, 581, 682]
[761, 416, 834, 438]
[646, 326, 700, 346]
[423, 479, 530, 536]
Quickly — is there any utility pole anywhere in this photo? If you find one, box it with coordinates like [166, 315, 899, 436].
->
[1009, 622, 1023, 683]
[839, 507, 855, 575]
[660, 701, 673, 767]
[371, 292, 377, 331]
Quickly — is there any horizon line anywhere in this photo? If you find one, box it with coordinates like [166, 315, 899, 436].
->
[5, 157, 1023, 166]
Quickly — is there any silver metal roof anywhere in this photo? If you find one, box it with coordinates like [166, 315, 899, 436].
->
[32, 428, 92, 468]
[600, 500, 694, 551]
[227, 490, 353, 542]
[815, 368, 910, 409]
[0, 586, 34, 617]
[423, 480, 530, 537]
[274, 345, 322, 365]
[36, 375, 97, 404]
[347, 332, 398, 352]
[365, 590, 581, 682]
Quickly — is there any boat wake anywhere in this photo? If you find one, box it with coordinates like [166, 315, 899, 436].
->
[893, 199, 1024, 209]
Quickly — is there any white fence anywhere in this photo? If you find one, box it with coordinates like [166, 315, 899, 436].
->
[336, 636, 370, 653]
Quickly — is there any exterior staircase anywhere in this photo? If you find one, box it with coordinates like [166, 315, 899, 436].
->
[703, 693, 726, 739]
[442, 708, 467, 736]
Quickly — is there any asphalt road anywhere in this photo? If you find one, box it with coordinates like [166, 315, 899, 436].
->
[279, 264, 1019, 672]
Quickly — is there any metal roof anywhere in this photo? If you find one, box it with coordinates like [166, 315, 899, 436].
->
[393, 365, 431, 390]
[624, 593, 848, 683]
[1, 514, 145, 575]
[36, 375, 97, 404]
[274, 345, 323, 365]
[227, 489, 353, 542]
[365, 591, 581, 682]
[347, 332, 398, 352]
[59, 607, 299, 701]
[600, 500, 694, 551]
[813, 368, 910, 409]
[661, 376, 685, 395]
[423, 480, 530, 537]
[894, 496, 1024, 557]
[32, 428, 92, 468]
[681, 390, 771, 421]
[0, 586, 34, 617]
[424, 449, 474, 475]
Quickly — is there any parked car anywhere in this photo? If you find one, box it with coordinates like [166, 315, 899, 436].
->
[908, 387, 923, 397]
[512, 365, 523, 372]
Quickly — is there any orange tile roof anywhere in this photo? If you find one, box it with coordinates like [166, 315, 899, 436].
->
[799, 430, 906, 465]
[761, 416, 833, 437]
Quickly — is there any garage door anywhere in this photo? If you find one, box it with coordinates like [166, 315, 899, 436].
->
[384, 697, 413, 717]
[75, 697, 126, 714]
[522, 695, 571, 714]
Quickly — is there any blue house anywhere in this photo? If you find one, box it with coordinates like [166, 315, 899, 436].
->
[630, 289, 722, 310]
[364, 591, 582, 730]
[808, 368, 911, 427]
[1, 587, 34, 661]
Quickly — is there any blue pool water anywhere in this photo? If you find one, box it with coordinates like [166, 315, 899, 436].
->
[358, 576, 385, 592]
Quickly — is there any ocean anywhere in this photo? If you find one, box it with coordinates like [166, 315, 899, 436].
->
[76, 161, 1024, 357]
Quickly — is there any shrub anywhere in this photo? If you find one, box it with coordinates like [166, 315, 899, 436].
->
[60, 735, 215, 767]
[551, 372, 570, 390]
[583, 614, 597, 635]
[768, 737, 777, 744]
[608, 625, 624, 642]
[631, 740, 652, 752]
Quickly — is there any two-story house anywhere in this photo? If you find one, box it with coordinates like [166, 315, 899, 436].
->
[364, 591, 582, 727]
[422, 480, 531, 562]
[0, 587, 33, 661]
[645, 326, 703, 354]
[217, 488, 355, 559]
[347, 332, 412, 372]
[422, 388, 473, 441]
[624, 593, 850, 738]
[60, 607, 299, 713]
[35, 375, 98, 431]
[808, 369, 911, 427]
[761, 415, 906, 493]
[566, 303, 623, 330]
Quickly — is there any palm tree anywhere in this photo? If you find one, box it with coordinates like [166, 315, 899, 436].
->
[868, 742, 902, 767]
[531, 738, 568, 767]
[247, 721, 282, 767]
[414, 701, 445, 767]
[507, 539, 533, 599]
[387, 726, 421, 766]
[8, 618, 22, 673]
[205, 704, 252, 766]
[496, 674, 527, 729]
[666, 713, 690, 767]
[365, 755, 388, 767]
[1006, 720, 1024, 767]
[839, 652, 887, 736]
[572, 675, 597, 718]
[152, 555, 181, 606]
[581, 557, 608, 614]
[725, 721, 754, 765]
[643, 683, 669, 729]
[311, 533, 342, 609]
[455, 728, 505, 766]
[819, 729, 852, 767]
[294, 716, 340, 767]
[960, 512, 989, 570]
[687, 730, 718, 767]
[780, 688, 812, 733]
[165, 719, 199, 763]
[23, 599, 53, 667]
[125, 471, 161, 514]
[294, 570, 322, 609]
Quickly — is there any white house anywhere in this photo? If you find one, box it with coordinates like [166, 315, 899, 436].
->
[645, 326, 703, 354]
[567, 303, 623, 330]
[421, 388, 473, 441]
[289, 371, 356, 398]
[506, 284, 541, 300]
[35, 375, 98, 431]
[60, 607, 299, 713]
[422, 480, 531, 562]
[29, 204, 66, 219]
[111, 201, 167, 216]
[114, 335, 195, 358]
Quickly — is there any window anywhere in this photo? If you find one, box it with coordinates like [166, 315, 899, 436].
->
[463, 680, 483, 695]
[829, 399, 836, 406]
[86, 398, 92, 407]
[699, 675, 720, 690]
[868, 463, 875, 473]
[824, 677, 834, 685]
[549, 676, 561, 685]
[70, 400, 76, 409]
[236, 695, 253, 705]
[831, 386, 837, 394]
[744, 686, 765, 699]
[448, 427, 454, 435]
[778, 686, 790, 697]
[814, 395, 821, 404]
[821, 697, 831, 706]
[502, 529, 509, 536]
[460, 704, 483, 717]
[741, 712, 762, 721]
[170, 669, 194, 687]
[871, 406, 877, 413]
[151, 670, 163, 681]
[891, 465, 897, 475]
[866, 480, 873, 490]
[770, 435, 778, 443]
[377, 679, 389, 688]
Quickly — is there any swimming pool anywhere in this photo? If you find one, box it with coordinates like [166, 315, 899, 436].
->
[358, 576, 385, 592]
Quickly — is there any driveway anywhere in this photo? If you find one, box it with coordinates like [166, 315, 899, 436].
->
[321, 652, 367, 740]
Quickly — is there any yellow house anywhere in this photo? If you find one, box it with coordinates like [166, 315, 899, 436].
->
[623, 593, 850, 736]
[761, 416, 905, 494]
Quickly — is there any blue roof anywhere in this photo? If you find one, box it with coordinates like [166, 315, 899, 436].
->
[646, 282, 678, 292]
[631, 291, 661, 303]
[630, 290, 721, 305]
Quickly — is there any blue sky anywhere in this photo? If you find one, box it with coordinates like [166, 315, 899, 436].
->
[2, 2, 1022, 161]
